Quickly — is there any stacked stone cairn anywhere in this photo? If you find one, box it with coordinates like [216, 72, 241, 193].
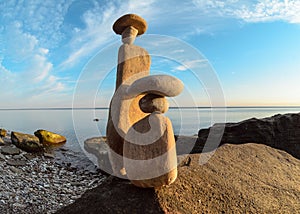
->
[106, 14, 184, 188]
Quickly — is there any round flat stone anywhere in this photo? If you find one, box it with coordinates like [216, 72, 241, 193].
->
[126, 75, 184, 98]
[113, 14, 147, 35]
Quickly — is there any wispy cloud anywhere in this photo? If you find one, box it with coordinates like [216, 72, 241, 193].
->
[0, 2, 69, 107]
[59, 0, 156, 69]
[174, 59, 208, 71]
[0, 0, 299, 107]
[192, 0, 300, 24]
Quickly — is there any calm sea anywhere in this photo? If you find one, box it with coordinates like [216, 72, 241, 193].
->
[0, 107, 299, 155]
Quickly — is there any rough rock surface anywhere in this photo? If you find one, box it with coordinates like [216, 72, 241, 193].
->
[56, 143, 300, 213]
[106, 44, 150, 177]
[11, 131, 43, 152]
[34, 129, 66, 145]
[194, 113, 300, 158]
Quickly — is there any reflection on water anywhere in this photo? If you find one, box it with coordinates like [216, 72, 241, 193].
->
[0, 107, 299, 153]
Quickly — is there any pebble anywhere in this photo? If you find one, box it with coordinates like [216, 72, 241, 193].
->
[7, 159, 27, 166]
[44, 152, 55, 159]
[10, 166, 23, 174]
[0, 153, 6, 160]
[24, 153, 36, 160]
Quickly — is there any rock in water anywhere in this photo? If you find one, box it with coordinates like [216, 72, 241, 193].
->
[11, 131, 43, 152]
[34, 129, 66, 145]
[0, 129, 7, 137]
[84, 137, 112, 175]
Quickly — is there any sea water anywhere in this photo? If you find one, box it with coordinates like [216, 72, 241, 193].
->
[0, 107, 299, 153]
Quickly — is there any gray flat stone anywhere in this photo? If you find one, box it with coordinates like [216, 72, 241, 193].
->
[126, 75, 184, 97]
[24, 153, 36, 160]
[7, 159, 26, 166]
[10, 166, 23, 174]
[1, 146, 21, 155]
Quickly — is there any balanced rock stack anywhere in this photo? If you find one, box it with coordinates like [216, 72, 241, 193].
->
[106, 14, 184, 188]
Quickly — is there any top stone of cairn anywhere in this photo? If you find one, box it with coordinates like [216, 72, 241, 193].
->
[113, 14, 147, 35]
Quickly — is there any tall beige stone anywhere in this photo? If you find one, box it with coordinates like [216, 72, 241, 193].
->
[107, 16, 151, 177]
[106, 14, 184, 187]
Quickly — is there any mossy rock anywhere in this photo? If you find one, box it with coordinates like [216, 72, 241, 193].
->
[0, 129, 7, 137]
[11, 131, 43, 153]
[34, 129, 66, 145]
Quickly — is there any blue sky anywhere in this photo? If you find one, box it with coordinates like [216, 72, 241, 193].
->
[0, 0, 300, 108]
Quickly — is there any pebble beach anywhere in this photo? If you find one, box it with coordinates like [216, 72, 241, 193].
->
[0, 133, 106, 213]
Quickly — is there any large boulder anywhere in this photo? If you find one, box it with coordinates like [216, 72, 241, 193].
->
[194, 113, 300, 158]
[57, 143, 300, 213]
[34, 129, 66, 145]
[11, 131, 43, 152]
[0, 129, 7, 137]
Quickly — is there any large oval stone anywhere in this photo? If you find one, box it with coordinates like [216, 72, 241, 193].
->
[126, 75, 184, 98]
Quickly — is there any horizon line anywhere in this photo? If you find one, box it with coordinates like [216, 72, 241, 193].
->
[1, 106, 300, 111]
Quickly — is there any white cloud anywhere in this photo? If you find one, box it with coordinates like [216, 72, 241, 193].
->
[0, 3, 68, 107]
[0, 0, 73, 48]
[59, 0, 156, 69]
[1, 0, 299, 108]
[193, 0, 300, 24]
[174, 59, 208, 71]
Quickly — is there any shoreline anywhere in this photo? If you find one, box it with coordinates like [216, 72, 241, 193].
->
[1, 111, 299, 213]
